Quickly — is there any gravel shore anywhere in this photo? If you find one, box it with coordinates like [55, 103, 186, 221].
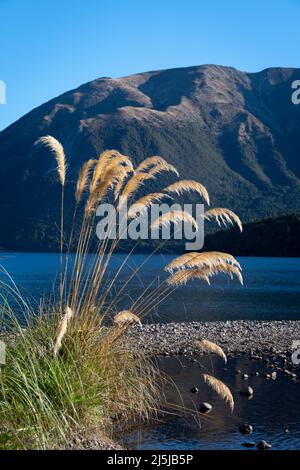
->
[127, 320, 300, 359]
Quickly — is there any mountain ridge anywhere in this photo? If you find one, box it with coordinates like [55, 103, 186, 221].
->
[0, 64, 300, 250]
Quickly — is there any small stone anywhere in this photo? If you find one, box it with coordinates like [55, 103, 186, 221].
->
[257, 440, 272, 450]
[242, 373, 249, 380]
[239, 424, 253, 435]
[242, 442, 256, 448]
[265, 373, 271, 379]
[235, 369, 241, 374]
[284, 428, 290, 434]
[271, 372, 277, 380]
[190, 386, 199, 394]
[240, 386, 254, 397]
[199, 402, 212, 414]
[254, 371, 259, 376]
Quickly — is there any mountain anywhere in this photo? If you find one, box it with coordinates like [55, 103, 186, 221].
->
[0, 64, 300, 250]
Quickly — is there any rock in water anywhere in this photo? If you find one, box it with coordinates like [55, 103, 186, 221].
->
[242, 442, 256, 448]
[239, 424, 253, 435]
[199, 402, 212, 414]
[239, 386, 254, 397]
[257, 440, 272, 450]
[242, 373, 249, 380]
[190, 386, 199, 394]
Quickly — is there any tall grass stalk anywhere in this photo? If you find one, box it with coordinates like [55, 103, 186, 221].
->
[0, 137, 243, 448]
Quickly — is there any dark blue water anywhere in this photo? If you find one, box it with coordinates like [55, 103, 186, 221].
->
[121, 356, 300, 450]
[0, 253, 299, 321]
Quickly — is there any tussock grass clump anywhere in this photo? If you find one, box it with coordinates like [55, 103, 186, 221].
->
[0, 136, 243, 448]
[0, 308, 157, 449]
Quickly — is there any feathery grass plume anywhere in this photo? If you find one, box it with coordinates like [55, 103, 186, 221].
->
[119, 172, 155, 207]
[204, 208, 243, 232]
[219, 263, 244, 285]
[203, 374, 234, 412]
[167, 266, 212, 286]
[54, 306, 73, 356]
[165, 251, 241, 273]
[128, 193, 172, 218]
[151, 210, 198, 230]
[114, 310, 142, 326]
[76, 159, 97, 203]
[90, 150, 121, 192]
[103, 154, 134, 175]
[85, 167, 122, 215]
[136, 156, 179, 176]
[35, 135, 66, 186]
[147, 162, 179, 178]
[167, 262, 243, 286]
[195, 339, 227, 363]
[164, 180, 210, 205]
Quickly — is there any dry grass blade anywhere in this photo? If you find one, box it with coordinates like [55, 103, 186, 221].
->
[204, 208, 243, 232]
[36, 135, 66, 186]
[151, 210, 198, 230]
[114, 310, 142, 326]
[76, 159, 97, 203]
[128, 193, 172, 218]
[195, 339, 227, 363]
[54, 306, 73, 356]
[165, 180, 210, 205]
[203, 374, 234, 412]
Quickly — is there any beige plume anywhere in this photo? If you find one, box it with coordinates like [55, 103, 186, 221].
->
[90, 150, 121, 192]
[165, 251, 241, 273]
[167, 263, 243, 286]
[165, 180, 210, 205]
[128, 193, 172, 218]
[114, 310, 142, 326]
[54, 306, 73, 356]
[204, 208, 242, 232]
[151, 210, 198, 231]
[195, 339, 227, 363]
[136, 156, 179, 176]
[119, 172, 155, 207]
[203, 374, 234, 412]
[76, 159, 97, 203]
[36, 135, 66, 186]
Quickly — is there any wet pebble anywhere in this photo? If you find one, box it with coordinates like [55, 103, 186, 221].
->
[257, 440, 272, 450]
[239, 386, 254, 398]
[239, 424, 253, 435]
[242, 442, 256, 448]
[190, 386, 198, 394]
[199, 402, 212, 414]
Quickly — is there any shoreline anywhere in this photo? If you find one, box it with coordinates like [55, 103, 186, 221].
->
[128, 320, 300, 367]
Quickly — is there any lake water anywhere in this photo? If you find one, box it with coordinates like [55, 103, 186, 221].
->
[0, 253, 299, 450]
[0, 253, 300, 322]
[120, 356, 300, 450]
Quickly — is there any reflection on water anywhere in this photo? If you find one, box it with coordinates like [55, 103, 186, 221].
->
[120, 356, 300, 450]
[0, 253, 299, 321]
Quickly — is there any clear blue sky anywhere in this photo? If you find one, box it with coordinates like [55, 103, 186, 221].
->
[0, 0, 299, 130]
